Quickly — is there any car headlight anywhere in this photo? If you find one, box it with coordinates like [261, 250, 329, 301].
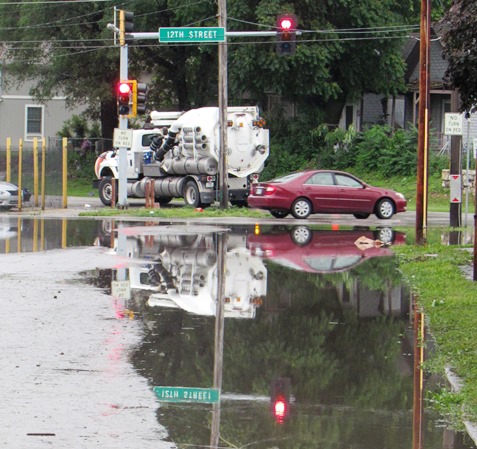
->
[0, 190, 8, 196]
[396, 192, 406, 200]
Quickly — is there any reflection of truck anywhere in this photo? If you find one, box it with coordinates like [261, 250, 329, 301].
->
[108, 225, 267, 318]
[93, 106, 269, 208]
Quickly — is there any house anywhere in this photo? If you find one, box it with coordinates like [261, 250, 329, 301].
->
[339, 24, 477, 154]
[0, 67, 84, 151]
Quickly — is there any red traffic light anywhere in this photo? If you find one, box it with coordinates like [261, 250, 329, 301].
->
[274, 399, 286, 417]
[279, 18, 292, 30]
[118, 82, 131, 95]
[277, 14, 297, 32]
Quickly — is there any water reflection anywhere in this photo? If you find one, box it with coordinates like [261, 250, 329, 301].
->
[95, 222, 472, 449]
[0, 217, 474, 449]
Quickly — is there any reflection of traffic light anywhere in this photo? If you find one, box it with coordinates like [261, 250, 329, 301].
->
[119, 9, 134, 46]
[276, 14, 297, 56]
[133, 82, 148, 116]
[117, 80, 134, 116]
[270, 377, 290, 423]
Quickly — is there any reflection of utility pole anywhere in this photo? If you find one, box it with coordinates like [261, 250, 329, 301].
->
[415, 0, 430, 245]
[210, 231, 227, 448]
[412, 299, 425, 449]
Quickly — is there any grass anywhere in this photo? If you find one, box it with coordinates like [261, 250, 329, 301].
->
[391, 242, 477, 428]
[83, 204, 268, 219]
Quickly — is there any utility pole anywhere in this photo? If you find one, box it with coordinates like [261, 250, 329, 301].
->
[415, 0, 431, 245]
[218, 0, 229, 209]
[117, 9, 130, 209]
[449, 90, 462, 229]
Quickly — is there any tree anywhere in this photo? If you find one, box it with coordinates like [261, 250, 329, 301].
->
[0, 1, 120, 138]
[227, 0, 412, 125]
[442, 0, 477, 113]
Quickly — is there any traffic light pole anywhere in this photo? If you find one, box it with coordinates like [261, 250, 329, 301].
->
[118, 44, 129, 208]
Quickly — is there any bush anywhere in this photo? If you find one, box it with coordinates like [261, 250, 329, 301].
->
[265, 121, 448, 181]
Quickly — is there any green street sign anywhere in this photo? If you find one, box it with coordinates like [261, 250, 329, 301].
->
[159, 27, 225, 43]
[154, 386, 220, 403]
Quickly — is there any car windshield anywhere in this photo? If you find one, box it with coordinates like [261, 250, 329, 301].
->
[270, 172, 304, 183]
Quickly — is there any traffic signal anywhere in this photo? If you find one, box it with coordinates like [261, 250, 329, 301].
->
[270, 377, 291, 423]
[133, 82, 148, 116]
[276, 14, 297, 56]
[117, 80, 134, 116]
[119, 10, 134, 46]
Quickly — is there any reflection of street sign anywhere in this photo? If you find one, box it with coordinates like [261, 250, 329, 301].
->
[111, 280, 130, 299]
[449, 174, 461, 203]
[154, 386, 220, 403]
[444, 113, 463, 136]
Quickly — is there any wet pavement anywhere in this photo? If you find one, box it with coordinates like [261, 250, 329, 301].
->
[0, 216, 476, 449]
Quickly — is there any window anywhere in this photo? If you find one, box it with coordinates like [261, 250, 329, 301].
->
[306, 172, 334, 186]
[25, 105, 44, 140]
[335, 174, 362, 188]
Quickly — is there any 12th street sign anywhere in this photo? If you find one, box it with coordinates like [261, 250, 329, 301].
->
[154, 386, 220, 403]
[159, 27, 225, 43]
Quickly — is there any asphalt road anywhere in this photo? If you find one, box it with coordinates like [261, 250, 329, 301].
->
[12, 196, 457, 228]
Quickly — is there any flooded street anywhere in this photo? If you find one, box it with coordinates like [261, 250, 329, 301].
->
[0, 217, 475, 449]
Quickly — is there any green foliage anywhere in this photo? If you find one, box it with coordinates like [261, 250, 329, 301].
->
[58, 115, 101, 139]
[265, 121, 449, 181]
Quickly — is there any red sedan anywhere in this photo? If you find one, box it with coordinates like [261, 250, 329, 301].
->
[248, 170, 407, 219]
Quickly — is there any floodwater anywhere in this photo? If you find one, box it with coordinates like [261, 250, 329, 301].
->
[0, 217, 475, 449]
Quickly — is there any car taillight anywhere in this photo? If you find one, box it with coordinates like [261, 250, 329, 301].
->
[265, 185, 276, 195]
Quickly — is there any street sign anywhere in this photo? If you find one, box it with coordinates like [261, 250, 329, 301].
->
[154, 386, 220, 403]
[159, 27, 225, 43]
[449, 174, 461, 203]
[444, 113, 463, 136]
[113, 128, 133, 148]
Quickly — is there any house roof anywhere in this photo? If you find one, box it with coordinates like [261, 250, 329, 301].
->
[403, 22, 448, 91]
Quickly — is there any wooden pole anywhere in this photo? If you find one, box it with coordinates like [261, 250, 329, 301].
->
[415, 0, 431, 245]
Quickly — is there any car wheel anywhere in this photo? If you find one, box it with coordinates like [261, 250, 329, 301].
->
[270, 210, 289, 219]
[374, 227, 395, 244]
[183, 181, 202, 208]
[291, 225, 312, 246]
[353, 213, 370, 219]
[291, 198, 312, 219]
[375, 198, 395, 219]
[98, 176, 116, 206]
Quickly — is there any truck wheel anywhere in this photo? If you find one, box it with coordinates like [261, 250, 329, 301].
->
[98, 177, 116, 206]
[183, 181, 202, 208]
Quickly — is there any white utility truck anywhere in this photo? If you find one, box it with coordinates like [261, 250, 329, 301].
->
[93, 106, 269, 207]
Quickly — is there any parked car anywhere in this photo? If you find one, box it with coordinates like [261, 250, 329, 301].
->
[0, 181, 20, 210]
[0, 182, 31, 210]
[248, 170, 407, 219]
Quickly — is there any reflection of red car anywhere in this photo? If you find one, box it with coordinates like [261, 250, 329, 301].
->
[246, 225, 406, 273]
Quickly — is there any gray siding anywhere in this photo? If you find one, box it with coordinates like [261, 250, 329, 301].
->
[0, 75, 84, 149]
